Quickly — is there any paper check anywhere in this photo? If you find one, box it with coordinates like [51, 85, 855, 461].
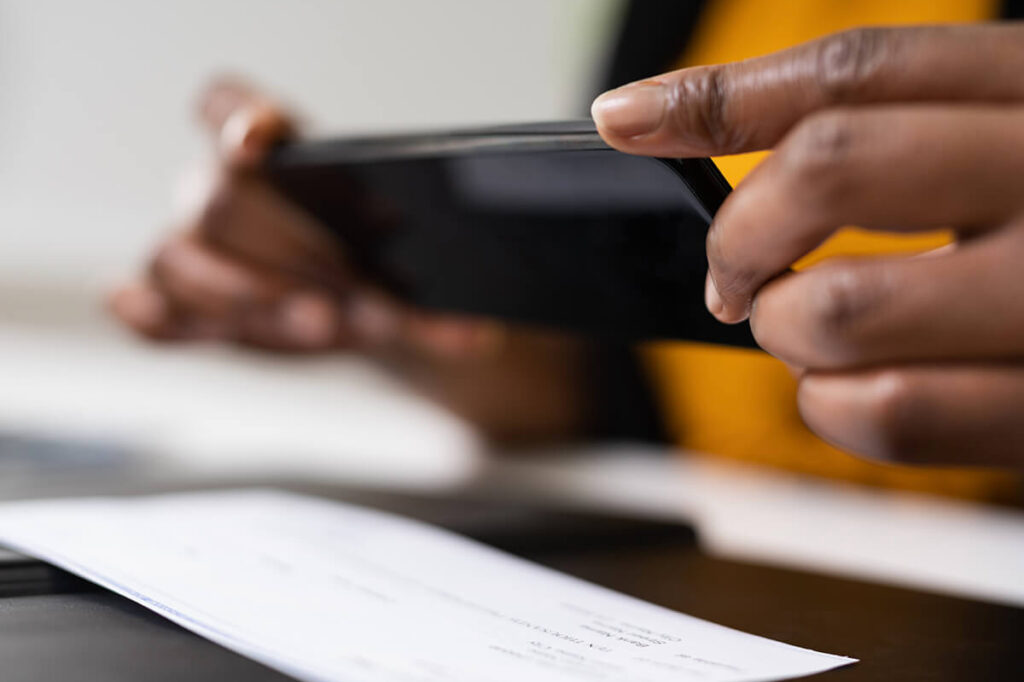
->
[0, 490, 855, 682]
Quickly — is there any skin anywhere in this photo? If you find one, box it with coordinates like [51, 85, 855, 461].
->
[110, 78, 591, 445]
[592, 24, 1024, 467]
[114, 24, 1024, 468]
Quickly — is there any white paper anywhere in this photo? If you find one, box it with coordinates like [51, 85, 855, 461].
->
[0, 490, 855, 682]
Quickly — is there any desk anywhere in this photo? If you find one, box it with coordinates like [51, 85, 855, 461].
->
[1, 489, 1021, 681]
[2, 304, 1021, 608]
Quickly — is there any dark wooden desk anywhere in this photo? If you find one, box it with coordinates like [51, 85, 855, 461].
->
[1, 489, 1020, 681]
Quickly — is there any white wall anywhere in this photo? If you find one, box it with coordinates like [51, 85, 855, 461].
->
[0, 0, 622, 487]
[0, 0, 621, 288]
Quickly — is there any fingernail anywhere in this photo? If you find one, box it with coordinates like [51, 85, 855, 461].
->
[591, 80, 666, 138]
[349, 294, 400, 345]
[705, 272, 724, 317]
[278, 294, 338, 348]
[220, 106, 264, 164]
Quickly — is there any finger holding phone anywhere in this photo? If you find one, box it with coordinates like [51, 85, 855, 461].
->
[111, 79, 499, 357]
[110, 78, 592, 443]
[593, 23, 1024, 467]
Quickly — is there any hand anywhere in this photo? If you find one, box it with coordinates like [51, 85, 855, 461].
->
[592, 24, 1024, 467]
[111, 78, 494, 356]
[110, 78, 589, 442]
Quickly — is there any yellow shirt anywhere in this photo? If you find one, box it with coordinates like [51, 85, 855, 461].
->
[644, 0, 1022, 502]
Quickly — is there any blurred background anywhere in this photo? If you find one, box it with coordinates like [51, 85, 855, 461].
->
[0, 0, 618, 283]
[0, 0, 619, 486]
[0, 0, 1021, 609]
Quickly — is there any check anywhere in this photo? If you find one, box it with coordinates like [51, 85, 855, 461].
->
[0, 490, 855, 681]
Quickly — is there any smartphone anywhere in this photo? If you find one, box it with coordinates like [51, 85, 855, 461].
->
[265, 121, 756, 348]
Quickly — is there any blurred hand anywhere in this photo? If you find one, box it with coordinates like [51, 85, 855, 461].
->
[112, 78, 498, 357]
[111, 78, 589, 442]
[593, 23, 1024, 467]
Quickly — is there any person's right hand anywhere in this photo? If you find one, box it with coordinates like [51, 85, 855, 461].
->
[591, 24, 1024, 467]
[109, 79, 590, 443]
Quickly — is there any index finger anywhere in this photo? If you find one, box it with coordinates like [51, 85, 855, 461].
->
[592, 23, 1024, 157]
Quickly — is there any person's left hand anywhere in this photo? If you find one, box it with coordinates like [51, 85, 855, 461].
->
[592, 24, 1024, 468]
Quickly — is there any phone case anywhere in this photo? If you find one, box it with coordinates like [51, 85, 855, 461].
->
[266, 121, 756, 348]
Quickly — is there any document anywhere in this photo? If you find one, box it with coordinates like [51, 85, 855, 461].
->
[0, 490, 855, 682]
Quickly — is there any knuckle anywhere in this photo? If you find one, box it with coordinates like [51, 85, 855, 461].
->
[804, 265, 884, 362]
[783, 111, 858, 205]
[750, 264, 889, 368]
[814, 27, 892, 102]
[670, 65, 748, 152]
[862, 371, 929, 462]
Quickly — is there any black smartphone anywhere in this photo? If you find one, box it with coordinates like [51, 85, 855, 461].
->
[265, 120, 756, 348]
